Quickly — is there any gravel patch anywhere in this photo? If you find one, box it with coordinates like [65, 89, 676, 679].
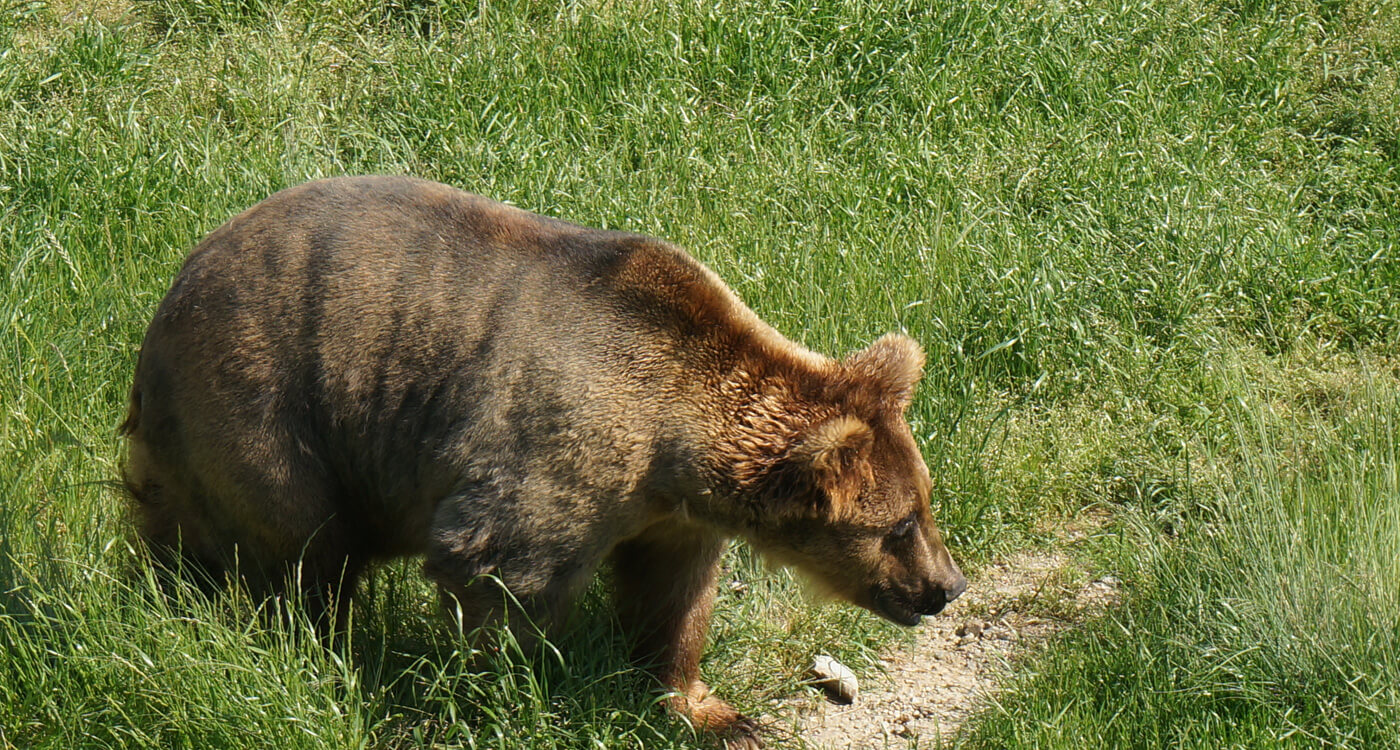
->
[776, 550, 1121, 748]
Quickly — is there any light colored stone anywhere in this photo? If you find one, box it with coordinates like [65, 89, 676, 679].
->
[809, 655, 859, 704]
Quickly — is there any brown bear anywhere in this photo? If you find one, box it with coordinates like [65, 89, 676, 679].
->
[120, 176, 966, 748]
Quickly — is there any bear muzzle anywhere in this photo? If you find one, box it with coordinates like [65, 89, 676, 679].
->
[871, 572, 967, 626]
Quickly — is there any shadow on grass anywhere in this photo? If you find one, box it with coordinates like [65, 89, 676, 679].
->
[0, 526, 704, 750]
[345, 565, 701, 749]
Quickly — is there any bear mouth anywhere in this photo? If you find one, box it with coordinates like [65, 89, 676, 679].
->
[872, 591, 923, 627]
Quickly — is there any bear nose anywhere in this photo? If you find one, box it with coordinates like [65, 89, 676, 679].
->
[945, 574, 968, 603]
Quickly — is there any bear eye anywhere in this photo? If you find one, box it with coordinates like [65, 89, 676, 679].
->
[891, 512, 918, 538]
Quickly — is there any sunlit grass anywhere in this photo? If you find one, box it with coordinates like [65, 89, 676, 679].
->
[2, 0, 1398, 746]
[959, 361, 1400, 749]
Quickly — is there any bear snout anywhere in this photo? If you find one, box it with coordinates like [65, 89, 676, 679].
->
[871, 588, 925, 626]
[912, 571, 967, 617]
[872, 572, 965, 625]
[944, 573, 968, 603]
[915, 585, 949, 617]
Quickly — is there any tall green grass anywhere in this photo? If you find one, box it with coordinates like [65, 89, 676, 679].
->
[2, 0, 1398, 746]
[960, 365, 1400, 748]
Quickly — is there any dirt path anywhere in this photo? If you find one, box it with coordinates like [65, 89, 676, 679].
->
[777, 550, 1121, 748]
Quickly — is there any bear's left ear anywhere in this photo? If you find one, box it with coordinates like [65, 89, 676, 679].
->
[845, 332, 925, 412]
[787, 415, 874, 518]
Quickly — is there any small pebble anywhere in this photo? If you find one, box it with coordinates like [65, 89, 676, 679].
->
[955, 618, 985, 638]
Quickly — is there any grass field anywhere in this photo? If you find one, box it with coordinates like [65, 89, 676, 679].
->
[2, 0, 1397, 747]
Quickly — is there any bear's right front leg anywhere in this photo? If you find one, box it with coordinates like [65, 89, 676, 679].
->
[611, 522, 762, 749]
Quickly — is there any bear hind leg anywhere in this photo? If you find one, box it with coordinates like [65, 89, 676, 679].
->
[123, 458, 229, 598]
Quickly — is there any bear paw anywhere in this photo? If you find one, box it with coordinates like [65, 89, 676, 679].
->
[670, 684, 764, 748]
[716, 713, 764, 749]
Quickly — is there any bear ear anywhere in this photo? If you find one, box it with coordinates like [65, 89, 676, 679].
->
[846, 332, 925, 412]
[786, 415, 874, 518]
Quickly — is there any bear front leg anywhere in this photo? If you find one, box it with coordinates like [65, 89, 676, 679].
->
[611, 523, 762, 749]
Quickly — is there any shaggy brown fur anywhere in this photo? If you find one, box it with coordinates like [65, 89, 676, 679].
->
[121, 176, 966, 748]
